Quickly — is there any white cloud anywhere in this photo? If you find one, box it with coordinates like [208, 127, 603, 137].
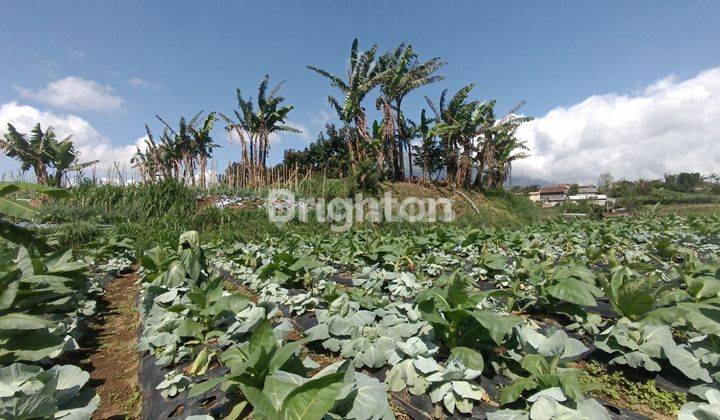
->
[268, 121, 312, 144]
[16, 77, 123, 111]
[0, 102, 139, 171]
[515, 67, 720, 184]
[127, 77, 156, 89]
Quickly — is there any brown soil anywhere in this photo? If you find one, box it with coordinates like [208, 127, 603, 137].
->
[285, 328, 303, 342]
[89, 271, 142, 419]
[222, 279, 258, 303]
[301, 348, 344, 376]
[595, 395, 675, 420]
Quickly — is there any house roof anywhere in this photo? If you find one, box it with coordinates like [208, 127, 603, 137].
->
[539, 185, 569, 194]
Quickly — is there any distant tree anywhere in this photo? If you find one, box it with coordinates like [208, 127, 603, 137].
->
[664, 172, 704, 193]
[635, 178, 652, 195]
[477, 110, 532, 190]
[567, 184, 579, 195]
[426, 84, 483, 187]
[1, 123, 96, 186]
[598, 172, 614, 193]
[280, 124, 350, 178]
[612, 179, 637, 197]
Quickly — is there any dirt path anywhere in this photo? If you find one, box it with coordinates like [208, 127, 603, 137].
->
[89, 271, 142, 419]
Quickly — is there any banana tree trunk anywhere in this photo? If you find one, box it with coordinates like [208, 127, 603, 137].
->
[199, 156, 207, 189]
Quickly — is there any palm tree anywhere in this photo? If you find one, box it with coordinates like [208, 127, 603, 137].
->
[256, 77, 300, 168]
[308, 39, 388, 170]
[221, 89, 258, 181]
[1, 123, 96, 186]
[377, 43, 444, 180]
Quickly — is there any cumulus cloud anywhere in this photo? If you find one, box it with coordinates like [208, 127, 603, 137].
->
[0, 102, 140, 170]
[16, 76, 123, 111]
[515, 67, 720, 184]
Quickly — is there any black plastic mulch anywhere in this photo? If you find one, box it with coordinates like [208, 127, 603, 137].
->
[212, 267, 665, 419]
[138, 353, 235, 419]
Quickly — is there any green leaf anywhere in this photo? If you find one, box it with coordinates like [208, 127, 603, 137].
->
[0, 182, 68, 198]
[665, 346, 712, 383]
[268, 339, 308, 374]
[187, 347, 212, 376]
[473, 311, 522, 345]
[0, 270, 21, 310]
[451, 346, 484, 372]
[447, 272, 470, 307]
[226, 401, 248, 420]
[187, 376, 229, 398]
[546, 278, 598, 307]
[239, 381, 278, 418]
[0, 197, 37, 219]
[176, 319, 204, 338]
[281, 370, 347, 420]
[0, 313, 54, 330]
[335, 372, 392, 419]
[500, 377, 537, 405]
[249, 320, 278, 355]
[264, 372, 307, 411]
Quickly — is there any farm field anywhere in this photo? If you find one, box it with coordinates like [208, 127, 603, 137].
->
[2, 5, 720, 418]
[3, 182, 720, 419]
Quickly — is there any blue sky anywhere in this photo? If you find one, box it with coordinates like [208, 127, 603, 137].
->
[1, 1, 719, 182]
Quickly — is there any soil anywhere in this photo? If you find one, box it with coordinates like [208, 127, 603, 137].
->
[222, 279, 259, 303]
[89, 271, 142, 419]
[301, 348, 344, 376]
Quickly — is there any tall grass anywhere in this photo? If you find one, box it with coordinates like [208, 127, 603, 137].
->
[39, 180, 539, 251]
[70, 180, 198, 220]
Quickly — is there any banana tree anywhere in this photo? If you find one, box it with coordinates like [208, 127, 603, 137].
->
[222, 75, 298, 183]
[308, 39, 388, 170]
[411, 109, 444, 182]
[474, 104, 532, 190]
[377, 43, 444, 180]
[189, 112, 218, 189]
[426, 84, 491, 187]
[1, 123, 96, 186]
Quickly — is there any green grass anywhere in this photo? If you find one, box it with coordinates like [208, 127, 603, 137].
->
[37, 180, 541, 252]
[580, 361, 686, 416]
